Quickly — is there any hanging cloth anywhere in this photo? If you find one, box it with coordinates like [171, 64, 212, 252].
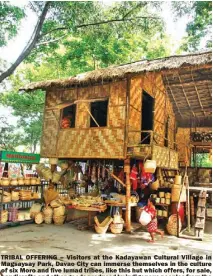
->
[130, 165, 138, 191]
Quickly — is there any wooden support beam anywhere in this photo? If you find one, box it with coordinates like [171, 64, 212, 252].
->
[124, 158, 131, 233]
[105, 168, 126, 188]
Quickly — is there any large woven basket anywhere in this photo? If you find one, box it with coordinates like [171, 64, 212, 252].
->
[44, 216, 52, 224]
[166, 214, 182, 236]
[43, 206, 53, 217]
[53, 206, 65, 216]
[30, 203, 42, 219]
[110, 223, 124, 234]
[53, 215, 65, 225]
[35, 212, 44, 224]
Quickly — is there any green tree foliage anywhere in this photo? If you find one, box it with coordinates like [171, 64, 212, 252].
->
[0, 116, 21, 151]
[0, 2, 25, 47]
[172, 1, 212, 51]
[0, 1, 165, 82]
[0, 75, 45, 153]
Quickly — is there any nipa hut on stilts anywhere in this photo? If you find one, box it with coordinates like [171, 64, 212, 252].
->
[21, 51, 212, 232]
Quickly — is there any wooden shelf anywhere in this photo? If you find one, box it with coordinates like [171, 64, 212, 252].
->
[0, 185, 42, 189]
[1, 199, 42, 205]
[157, 216, 168, 219]
[156, 203, 170, 207]
[191, 142, 212, 147]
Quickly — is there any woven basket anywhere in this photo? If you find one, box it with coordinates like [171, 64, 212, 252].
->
[50, 199, 63, 208]
[44, 216, 52, 224]
[53, 215, 65, 225]
[113, 212, 123, 224]
[53, 206, 65, 216]
[0, 210, 8, 223]
[1, 178, 10, 186]
[166, 214, 182, 236]
[149, 179, 159, 190]
[35, 212, 44, 224]
[11, 191, 19, 201]
[43, 206, 53, 217]
[110, 223, 123, 234]
[30, 203, 42, 219]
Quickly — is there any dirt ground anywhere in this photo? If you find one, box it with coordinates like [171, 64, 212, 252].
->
[0, 220, 212, 258]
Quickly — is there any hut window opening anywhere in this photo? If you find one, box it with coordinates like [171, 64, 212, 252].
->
[141, 91, 154, 144]
[90, 100, 108, 127]
[61, 104, 76, 129]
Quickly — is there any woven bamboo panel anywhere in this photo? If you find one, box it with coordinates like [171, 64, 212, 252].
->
[109, 81, 126, 106]
[154, 121, 165, 146]
[76, 102, 90, 128]
[152, 145, 178, 169]
[168, 130, 175, 149]
[128, 107, 141, 131]
[46, 88, 77, 107]
[141, 73, 155, 97]
[176, 128, 190, 162]
[130, 77, 142, 111]
[108, 106, 125, 127]
[56, 128, 125, 159]
[128, 132, 141, 145]
[169, 150, 179, 169]
[154, 90, 166, 124]
[152, 145, 170, 168]
[127, 145, 152, 158]
[78, 84, 110, 100]
[41, 110, 60, 157]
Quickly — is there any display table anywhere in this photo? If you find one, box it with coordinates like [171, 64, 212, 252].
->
[67, 204, 107, 227]
[105, 201, 137, 219]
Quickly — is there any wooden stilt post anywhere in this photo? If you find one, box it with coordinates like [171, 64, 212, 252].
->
[124, 158, 131, 232]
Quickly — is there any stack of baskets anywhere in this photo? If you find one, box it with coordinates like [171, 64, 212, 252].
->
[110, 212, 124, 234]
[50, 199, 66, 225]
[94, 216, 113, 234]
[43, 206, 53, 224]
[0, 210, 8, 223]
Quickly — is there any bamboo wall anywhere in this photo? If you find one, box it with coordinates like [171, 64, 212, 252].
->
[41, 72, 177, 161]
[127, 73, 176, 149]
[41, 81, 126, 159]
[176, 127, 212, 164]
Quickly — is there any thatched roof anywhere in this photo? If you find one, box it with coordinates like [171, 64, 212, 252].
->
[21, 51, 212, 127]
[21, 51, 211, 91]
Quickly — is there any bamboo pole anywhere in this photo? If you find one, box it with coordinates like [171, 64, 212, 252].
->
[105, 168, 126, 187]
[124, 158, 131, 232]
[186, 175, 190, 232]
[85, 106, 100, 127]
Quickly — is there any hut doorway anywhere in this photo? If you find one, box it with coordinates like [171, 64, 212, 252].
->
[141, 91, 154, 144]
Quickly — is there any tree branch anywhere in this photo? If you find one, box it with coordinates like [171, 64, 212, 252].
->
[0, 2, 52, 83]
[75, 16, 160, 28]
[36, 34, 68, 46]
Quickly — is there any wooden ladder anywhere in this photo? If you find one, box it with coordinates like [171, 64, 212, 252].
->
[194, 190, 207, 240]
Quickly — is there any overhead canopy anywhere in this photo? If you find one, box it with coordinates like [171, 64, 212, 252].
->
[20, 51, 212, 127]
[0, 151, 40, 164]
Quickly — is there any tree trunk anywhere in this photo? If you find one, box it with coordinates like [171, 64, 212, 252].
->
[0, 2, 51, 83]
